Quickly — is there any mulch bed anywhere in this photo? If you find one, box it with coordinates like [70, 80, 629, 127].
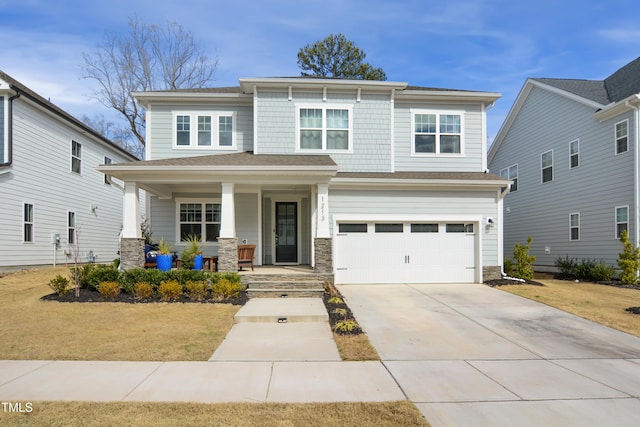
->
[322, 283, 363, 336]
[484, 278, 545, 287]
[41, 288, 248, 305]
[626, 307, 640, 315]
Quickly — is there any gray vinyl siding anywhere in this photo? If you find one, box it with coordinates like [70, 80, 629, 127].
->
[147, 103, 253, 160]
[489, 86, 636, 268]
[394, 102, 484, 172]
[0, 96, 5, 162]
[256, 89, 392, 172]
[235, 193, 259, 249]
[0, 100, 135, 269]
[328, 188, 500, 266]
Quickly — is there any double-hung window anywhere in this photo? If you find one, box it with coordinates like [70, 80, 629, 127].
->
[570, 140, 579, 168]
[570, 213, 580, 241]
[615, 120, 628, 155]
[175, 113, 236, 149]
[178, 201, 221, 242]
[615, 206, 628, 238]
[297, 105, 352, 151]
[541, 150, 553, 183]
[68, 212, 76, 244]
[104, 157, 112, 184]
[71, 141, 82, 174]
[412, 111, 463, 155]
[500, 164, 518, 192]
[23, 203, 34, 243]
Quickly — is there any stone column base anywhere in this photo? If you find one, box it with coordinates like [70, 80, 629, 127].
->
[314, 238, 333, 274]
[120, 238, 145, 270]
[218, 238, 238, 272]
[482, 265, 502, 281]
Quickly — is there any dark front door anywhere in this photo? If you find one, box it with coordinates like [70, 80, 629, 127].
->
[275, 202, 297, 263]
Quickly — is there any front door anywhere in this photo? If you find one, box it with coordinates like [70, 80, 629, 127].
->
[275, 202, 297, 263]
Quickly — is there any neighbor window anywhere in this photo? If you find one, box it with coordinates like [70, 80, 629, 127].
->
[68, 211, 76, 244]
[23, 203, 33, 243]
[298, 105, 351, 151]
[71, 141, 82, 174]
[178, 202, 221, 242]
[541, 150, 553, 183]
[570, 213, 580, 241]
[615, 120, 628, 155]
[616, 206, 628, 238]
[175, 113, 235, 148]
[104, 156, 112, 184]
[412, 111, 462, 154]
[500, 164, 518, 192]
[570, 140, 579, 168]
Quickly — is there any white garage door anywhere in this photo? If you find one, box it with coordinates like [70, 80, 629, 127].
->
[335, 222, 476, 284]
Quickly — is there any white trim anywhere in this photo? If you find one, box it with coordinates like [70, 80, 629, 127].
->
[67, 210, 76, 245]
[410, 109, 465, 157]
[569, 139, 580, 169]
[174, 198, 222, 245]
[569, 212, 580, 241]
[172, 111, 237, 150]
[295, 103, 354, 153]
[71, 140, 82, 175]
[1, 95, 8, 164]
[390, 89, 395, 172]
[22, 202, 34, 244]
[144, 107, 152, 160]
[253, 85, 259, 154]
[541, 149, 554, 184]
[615, 118, 629, 155]
[615, 205, 629, 239]
[481, 103, 487, 172]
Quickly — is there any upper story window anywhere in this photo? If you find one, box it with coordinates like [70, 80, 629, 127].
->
[500, 164, 518, 192]
[615, 119, 628, 155]
[541, 150, 553, 183]
[174, 113, 236, 149]
[71, 141, 82, 174]
[411, 110, 463, 155]
[23, 203, 34, 243]
[615, 206, 628, 238]
[296, 105, 352, 152]
[570, 140, 579, 168]
[104, 156, 112, 184]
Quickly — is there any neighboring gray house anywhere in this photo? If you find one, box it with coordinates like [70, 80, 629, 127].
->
[488, 57, 640, 271]
[0, 71, 140, 270]
[101, 77, 510, 284]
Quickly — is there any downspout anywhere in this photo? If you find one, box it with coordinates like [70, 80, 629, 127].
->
[0, 89, 22, 170]
[625, 96, 640, 260]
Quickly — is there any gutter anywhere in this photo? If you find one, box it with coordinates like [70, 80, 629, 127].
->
[625, 96, 640, 252]
[0, 90, 21, 171]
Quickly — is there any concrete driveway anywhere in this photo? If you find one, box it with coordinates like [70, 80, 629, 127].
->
[339, 283, 640, 427]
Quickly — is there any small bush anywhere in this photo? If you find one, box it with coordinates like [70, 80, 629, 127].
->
[555, 255, 577, 280]
[133, 282, 154, 300]
[69, 263, 96, 289]
[512, 237, 536, 280]
[503, 257, 514, 276]
[328, 296, 344, 304]
[98, 281, 121, 299]
[618, 230, 640, 285]
[158, 280, 182, 301]
[48, 275, 71, 295]
[86, 265, 120, 291]
[164, 269, 209, 286]
[185, 280, 208, 301]
[591, 263, 616, 282]
[334, 320, 361, 334]
[555, 256, 615, 282]
[210, 278, 243, 300]
[120, 268, 165, 292]
[332, 307, 348, 318]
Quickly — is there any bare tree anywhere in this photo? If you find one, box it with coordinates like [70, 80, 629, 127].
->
[82, 16, 218, 147]
[81, 115, 144, 158]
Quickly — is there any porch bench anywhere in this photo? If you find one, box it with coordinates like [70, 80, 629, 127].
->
[238, 244, 256, 271]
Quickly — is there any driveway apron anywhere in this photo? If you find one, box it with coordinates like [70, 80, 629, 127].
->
[339, 283, 640, 427]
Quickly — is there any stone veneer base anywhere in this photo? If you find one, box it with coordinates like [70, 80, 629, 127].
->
[120, 238, 145, 270]
[314, 238, 333, 274]
[217, 238, 238, 272]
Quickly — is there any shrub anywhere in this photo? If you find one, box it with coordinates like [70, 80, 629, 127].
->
[503, 257, 514, 276]
[512, 237, 536, 280]
[164, 269, 209, 286]
[69, 263, 96, 289]
[334, 320, 361, 334]
[86, 265, 120, 291]
[328, 296, 344, 304]
[185, 280, 208, 301]
[98, 281, 121, 299]
[48, 275, 71, 295]
[618, 230, 640, 285]
[555, 255, 577, 280]
[158, 280, 182, 301]
[120, 268, 165, 292]
[133, 282, 155, 300]
[210, 278, 243, 300]
[591, 262, 616, 282]
[555, 256, 615, 282]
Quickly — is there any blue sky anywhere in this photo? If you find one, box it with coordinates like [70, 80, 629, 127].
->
[1, 0, 640, 146]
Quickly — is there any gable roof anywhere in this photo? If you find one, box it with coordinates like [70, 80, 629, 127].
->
[488, 57, 640, 163]
[0, 70, 138, 160]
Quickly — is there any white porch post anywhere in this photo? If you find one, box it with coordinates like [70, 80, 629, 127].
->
[316, 183, 330, 238]
[220, 182, 236, 238]
[122, 181, 141, 238]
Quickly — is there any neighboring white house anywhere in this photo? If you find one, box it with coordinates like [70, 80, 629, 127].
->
[488, 57, 640, 271]
[0, 70, 140, 271]
[101, 77, 510, 284]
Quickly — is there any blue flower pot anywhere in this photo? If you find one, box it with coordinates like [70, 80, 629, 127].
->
[193, 254, 203, 270]
[156, 254, 173, 272]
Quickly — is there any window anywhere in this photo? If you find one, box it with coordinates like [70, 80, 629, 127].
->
[68, 211, 76, 244]
[338, 223, 367, 233]
[178, 202, 221, 242]
[541, 150, 553, 183]
[297, 105, 351, 151]
[446, 224, 474, 233]
[616, 206, 628, 238]
[411, 224, 439, 233]
[71, 141, 82, 174]
[570, 140, 579, 168]
[615, 120, 628, 155]
[175, 113, 235, 148]
[23, 203, 33, 243]
[500, 164, 518, 192]
[570, 213, 580, 241]
[412, 111, 463, 154]
[375, 223, 403, 233]
[104, 157, 112, 184]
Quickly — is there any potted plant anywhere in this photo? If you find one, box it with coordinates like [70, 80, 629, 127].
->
[156, 238, 173, 272]
[181, 234, 205, 270]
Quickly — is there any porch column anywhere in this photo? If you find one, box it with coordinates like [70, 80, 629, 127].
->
[314, 183, 333, 274]
[218, 182, 238, 272]
[120, 181, 144, 270]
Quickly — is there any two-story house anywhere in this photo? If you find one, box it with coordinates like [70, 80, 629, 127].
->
[101, 77, 510, 284]
[0, 71, 141, 271]
[488, 57, 640, 271]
